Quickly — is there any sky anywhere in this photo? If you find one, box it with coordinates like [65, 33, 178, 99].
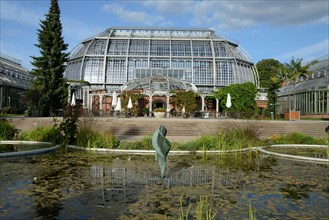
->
[1, 0, 328, 71]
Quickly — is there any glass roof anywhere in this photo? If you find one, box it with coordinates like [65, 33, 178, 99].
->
[277, 75, 329, 96]
[121, 75, 198, 93]
[0, 55, 31, 89]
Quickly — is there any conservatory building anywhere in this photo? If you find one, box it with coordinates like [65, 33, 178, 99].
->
[0, 53, 32, 112]
[64, 27, 259, 113]
[276, 56, 329, 118]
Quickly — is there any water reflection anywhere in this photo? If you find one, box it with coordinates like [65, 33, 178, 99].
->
[0, 151, 328, 219]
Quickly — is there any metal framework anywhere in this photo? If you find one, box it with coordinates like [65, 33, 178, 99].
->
[65, 27, 259, 95]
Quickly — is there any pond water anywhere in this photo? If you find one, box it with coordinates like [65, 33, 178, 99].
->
[0, 149, 328, 219]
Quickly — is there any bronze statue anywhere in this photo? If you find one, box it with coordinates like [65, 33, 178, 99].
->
[152, 124, 171, 178]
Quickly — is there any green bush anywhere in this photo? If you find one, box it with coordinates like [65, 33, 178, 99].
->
[19, 126, 60, 143]
[0, 121, 18, 140]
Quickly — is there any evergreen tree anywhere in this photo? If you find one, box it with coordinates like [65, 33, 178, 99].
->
[29, 0, 69, 116]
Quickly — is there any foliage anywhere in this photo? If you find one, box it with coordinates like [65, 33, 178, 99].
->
[249, 203, 257, 220]
[76, 127, 119, 149]
[213, 82, 258, 118]
[58, 105, 80, 146]
[269, 132, 328, 145]
[153, 107, 166, 112]
[171, 91, 198, 114]
[120, 91, 143, 116]
[284, 57, 312, 110]
[179, 195, 216, 220]
[28, 0, 69, 116]
[256, 59, 284, 89]
[0, 121, 18, 140]
[177, 136, 219, 151]
[119, 136, 153, 150]
[142, 107, 149, 114]
[76, 117, 120, 148]
[177, 122, 261, 151]
[256, 59, 285, 117]
[19, 126, 60, 143]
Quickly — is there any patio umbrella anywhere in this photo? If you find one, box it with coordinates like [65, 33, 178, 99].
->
[226, 93, 232, 109]
[71, 92, 76, 106]
[115, 97, 122, 111]
[112, 91, 117, 107]
[127, 97, 133, 109]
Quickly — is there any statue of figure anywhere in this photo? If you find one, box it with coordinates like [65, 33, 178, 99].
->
[152, 124, 171, 178]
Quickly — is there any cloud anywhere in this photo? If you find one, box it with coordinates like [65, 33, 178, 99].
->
[142, 0, 193, 16]
[275, 39, 329, 62]
[141, 0, 329, 30]
[0, 1, 40, 26]
[102, 3, 164, 26]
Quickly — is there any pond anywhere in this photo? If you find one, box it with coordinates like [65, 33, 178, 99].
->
[0, 148, 328, 219]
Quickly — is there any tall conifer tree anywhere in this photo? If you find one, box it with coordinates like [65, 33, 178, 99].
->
[30, 0, 68, 116]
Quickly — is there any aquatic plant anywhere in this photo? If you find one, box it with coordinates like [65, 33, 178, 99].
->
[195, 196, 217, 220]
[179, 195, 216, 220]
[249, 203, 257, 220]
[179, 194, 191, 220]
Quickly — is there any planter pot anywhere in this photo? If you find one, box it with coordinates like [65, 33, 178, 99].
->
[284, 111, 300, 121]
[153, 111, 165, 118]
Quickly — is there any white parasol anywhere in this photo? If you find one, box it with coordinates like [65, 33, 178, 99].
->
[71, 92, 76, 106]
[127, 97, 133, 109]
[112, 91, 117, 107]
[226, 93, 232, 109]
[182, 106, 185, 114]
[114, 97, 122, 111]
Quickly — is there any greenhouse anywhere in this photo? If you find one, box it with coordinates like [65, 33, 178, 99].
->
[0, 53, 32, 112]
[64, 27, 259, 113]
[276, 56, 329, 118]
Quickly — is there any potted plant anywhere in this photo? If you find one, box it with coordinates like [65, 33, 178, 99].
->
[153, 107, 166, 118]
[142, 107, 149, 117]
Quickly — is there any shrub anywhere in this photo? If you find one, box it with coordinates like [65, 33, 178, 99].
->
[0, 121, 18, 140]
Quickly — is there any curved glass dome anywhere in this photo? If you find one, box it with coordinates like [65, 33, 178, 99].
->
[121, 74, 198, 93]
[65, 27, 259, 93]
